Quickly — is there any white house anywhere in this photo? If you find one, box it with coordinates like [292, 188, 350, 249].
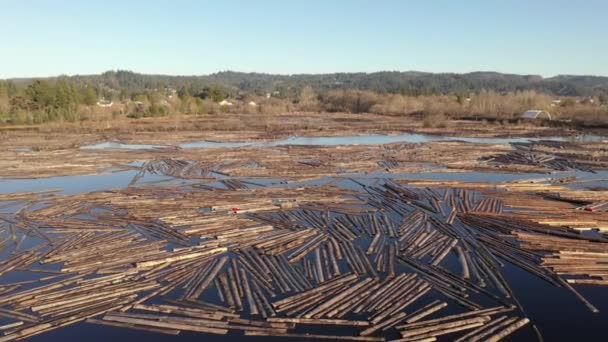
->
[248, 101, 258, 107]
[521, 110, 551, 120]
[96, 100, 114, 108]
[219, 100, 233, 107]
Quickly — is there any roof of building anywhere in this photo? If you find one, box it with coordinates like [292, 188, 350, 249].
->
[522, 110, 551, 120]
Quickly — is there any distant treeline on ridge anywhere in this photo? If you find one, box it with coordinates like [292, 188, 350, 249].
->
[5, 70, 608, 98]
[1, 70, 607, 126]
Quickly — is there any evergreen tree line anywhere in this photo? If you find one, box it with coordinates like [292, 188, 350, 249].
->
[0, 70, 606, 125]
[0, 79, 98, 124]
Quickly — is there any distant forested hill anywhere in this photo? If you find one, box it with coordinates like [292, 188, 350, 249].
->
[7, 70, 608, 98]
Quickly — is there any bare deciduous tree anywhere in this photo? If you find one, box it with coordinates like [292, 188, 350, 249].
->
[297, 86, 320, 112]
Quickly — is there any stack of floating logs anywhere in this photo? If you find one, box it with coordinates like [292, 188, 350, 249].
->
[130, 158, 217, 185]
[480, 140, 607, 173]
[480, 150, 592, 172]
[3, 174, 608, 341]
[4, 132, 608, 180]
[129, 158, 266, 185]
[518, 232, 608, 286]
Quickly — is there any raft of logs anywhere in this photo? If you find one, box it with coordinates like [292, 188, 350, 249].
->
[1, 172, 608, 341]
[479, 139, 607, 173]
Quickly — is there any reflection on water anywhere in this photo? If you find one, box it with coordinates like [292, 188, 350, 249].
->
[0, 171, 173, 195]
[3, 168, 602, 196]
[80, 141, 168, 150]
[79, 133, 608, 150]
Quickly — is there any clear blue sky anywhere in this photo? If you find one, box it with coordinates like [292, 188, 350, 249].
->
[0, 0, 606, 78]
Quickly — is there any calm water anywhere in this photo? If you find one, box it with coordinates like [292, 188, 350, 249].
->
[0, 171, 174, 195]
[78, 133, 608, 150]
[80, 141, 169, 150]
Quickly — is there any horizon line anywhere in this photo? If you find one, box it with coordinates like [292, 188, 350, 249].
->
[3, 69, 608, 81]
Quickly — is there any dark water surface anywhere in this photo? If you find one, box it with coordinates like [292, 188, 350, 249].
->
[1, 165, 608, 341]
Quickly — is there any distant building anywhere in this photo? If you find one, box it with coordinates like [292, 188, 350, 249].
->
[219, 100, 233, 107]
[96, 100, 114, 108]
[521, 110, 551, 120]
[248, 101, 258, 107]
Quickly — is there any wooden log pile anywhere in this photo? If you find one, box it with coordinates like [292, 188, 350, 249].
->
[3, 173, 608, 341]
[129, 157, 255, 185]
[479, 139, 608, 173]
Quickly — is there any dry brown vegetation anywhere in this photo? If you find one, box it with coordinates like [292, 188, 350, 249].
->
[322, 90, 607, 126]
[2, 86, 606, 131]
